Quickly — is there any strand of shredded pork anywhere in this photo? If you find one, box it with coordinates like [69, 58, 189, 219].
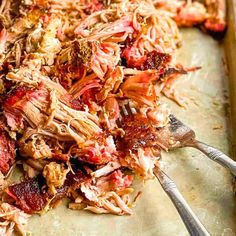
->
[0, 0, 226, 235]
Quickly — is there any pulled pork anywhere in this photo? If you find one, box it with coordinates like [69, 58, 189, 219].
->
[0, 0, 226, 234]
[0, 121, 15, 174]
[0, 202, 30, 236]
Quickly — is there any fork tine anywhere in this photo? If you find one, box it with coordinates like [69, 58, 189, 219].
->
[125, 102, 138, 115]
[130, 106, 137, 115]
[117, 104, 127, 125]
[117, 103, 133, 127]
[124, 104, 133, 115]
[121, 104, 129, 116]
[118, 104, 209, 234]
[120, 101, 138, 118]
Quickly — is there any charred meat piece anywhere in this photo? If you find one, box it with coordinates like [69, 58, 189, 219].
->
[5, 168, 88, 214]
[121, 114, 159, 151]
[0, 122, 15, 174]
[64, 168, 89, 191]
[139, 51, 172, 72]
[5, 176, 48, 214]
[56, 168, 89, 197]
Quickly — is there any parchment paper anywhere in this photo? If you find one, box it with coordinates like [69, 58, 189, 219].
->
[27, 29, 236, 236]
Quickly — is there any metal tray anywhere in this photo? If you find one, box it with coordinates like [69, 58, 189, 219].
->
[25, 3, 236, 235]
[225, 0, 236, 195]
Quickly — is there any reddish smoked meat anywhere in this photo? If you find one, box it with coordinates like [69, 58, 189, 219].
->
[71, 134, 117, 165]
[204, 0, 226, 33]
[65, 169, 89, 190]
[107, 170, 133, 190]
[3, 87, 34, 130]
[139, 51, 172, 72]
[82, 0, 104, 14]
[56, 169, 89, 197]
[122, 50, 172, 73]
[54, 64, 85, 89]
[3, 87, 33, 108]
[6, 169, 89, 213]
[0, 122, 15, 174]
[6, 176, 48, 214]
[121, 114, 159, 150]
[70, 98, 85, 111]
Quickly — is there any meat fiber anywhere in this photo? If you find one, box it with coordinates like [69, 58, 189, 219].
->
[0, 202, 30, 236]
[3, 86, 34, 130]
[0, 122, 15, 174]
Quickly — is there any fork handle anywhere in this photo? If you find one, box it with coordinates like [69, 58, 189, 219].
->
[154, 169, 210, 236]
[192, 141, 236, 176]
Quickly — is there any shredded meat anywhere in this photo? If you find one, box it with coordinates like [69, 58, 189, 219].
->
[0, 121, 15, 174]
[0, 202, 30, 236]
[70, 134, 117, 165]
[0, 0, 226, 231]
[96, 170, 133, 192]
[3, 87, 33, 130]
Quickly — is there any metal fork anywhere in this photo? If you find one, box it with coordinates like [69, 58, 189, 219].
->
[156, 114, 236, 176]
[122, 104, 236, 176]
[120, 104, 210, 236]
[154, 167, 210, 236]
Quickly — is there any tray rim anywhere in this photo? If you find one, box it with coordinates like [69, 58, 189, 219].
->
[224, 0, 236, 159]
[224, 0, 236, 191]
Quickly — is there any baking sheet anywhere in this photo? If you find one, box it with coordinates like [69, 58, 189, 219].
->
[225, 0, 236, 193]
[24, 28, 236, 236]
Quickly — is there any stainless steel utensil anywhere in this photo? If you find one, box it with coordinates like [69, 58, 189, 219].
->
[155, 114, 236, 176]
[121, 103, 236, 175]
[154, 167, 210, 236]
[119, 104, 210, 235]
